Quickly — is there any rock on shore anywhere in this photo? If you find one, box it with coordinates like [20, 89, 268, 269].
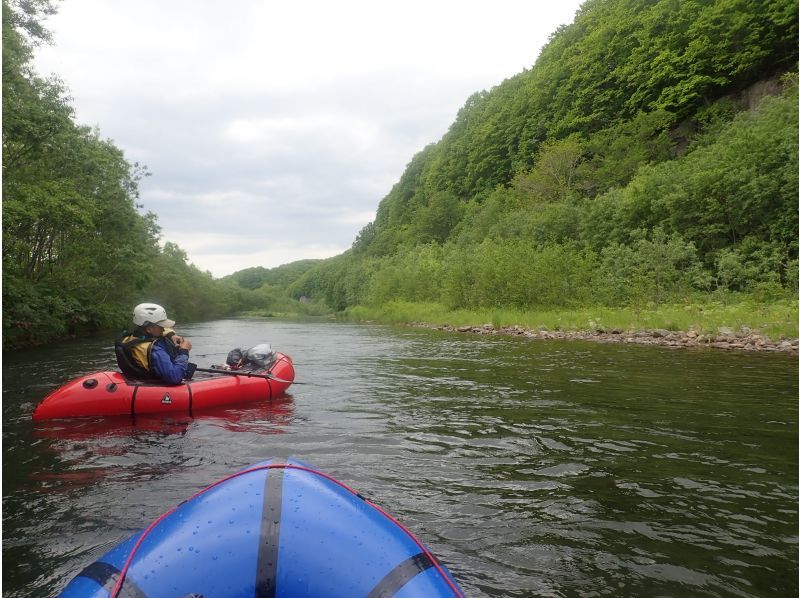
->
[411, 323, 798, 355]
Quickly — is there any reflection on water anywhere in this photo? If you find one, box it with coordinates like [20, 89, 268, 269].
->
[2, 318, 798, 596]
[27, 397, 295, 496]
[33, 395, 295, 443]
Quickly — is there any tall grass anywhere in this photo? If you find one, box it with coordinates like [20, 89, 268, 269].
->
[344, 299, 798, 340]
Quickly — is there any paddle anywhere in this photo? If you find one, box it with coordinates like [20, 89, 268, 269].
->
[194, 367, 300, 385]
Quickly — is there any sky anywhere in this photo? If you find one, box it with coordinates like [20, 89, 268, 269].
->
[34, 0, 585, 278]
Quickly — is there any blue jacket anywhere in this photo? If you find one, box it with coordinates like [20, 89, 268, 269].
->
[150, 342, 191, 385]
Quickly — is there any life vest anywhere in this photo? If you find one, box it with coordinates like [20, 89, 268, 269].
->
[115, 327, 179, 380]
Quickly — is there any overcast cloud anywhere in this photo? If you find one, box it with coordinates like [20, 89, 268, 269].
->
[34, 0, 584, 277]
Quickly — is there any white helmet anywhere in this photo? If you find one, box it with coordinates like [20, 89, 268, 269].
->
[133, 303, 176, 328]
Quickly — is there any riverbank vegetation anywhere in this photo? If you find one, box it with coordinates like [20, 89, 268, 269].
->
[3, 0, 798, 349]
[344, 300, 798, 343]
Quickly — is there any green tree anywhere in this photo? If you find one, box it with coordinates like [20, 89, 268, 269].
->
[514, 135, 584, 203]
[3, 2, 164, 344]
[412, 191, 464, 243]
[2, 1, 242, 346]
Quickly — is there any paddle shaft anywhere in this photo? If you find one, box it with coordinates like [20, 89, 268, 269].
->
[194, 367, 297, 385]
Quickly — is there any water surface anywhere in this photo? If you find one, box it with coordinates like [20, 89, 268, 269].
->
[3, 318, 797, 596]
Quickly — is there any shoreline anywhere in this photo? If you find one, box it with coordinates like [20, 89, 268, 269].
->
[409, 322, 799, 356]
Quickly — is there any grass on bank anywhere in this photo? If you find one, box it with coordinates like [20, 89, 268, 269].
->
[343, 299, 799, 340]
[240, 298, 333, 319]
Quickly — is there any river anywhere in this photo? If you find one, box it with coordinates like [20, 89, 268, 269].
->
[2, 318, 797, 596]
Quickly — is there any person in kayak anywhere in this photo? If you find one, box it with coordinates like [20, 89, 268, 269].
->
[115, 303, 195, 384]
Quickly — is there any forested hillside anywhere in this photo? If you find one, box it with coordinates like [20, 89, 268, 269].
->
[288, 0, 798, 320]
[223, 261, 321, 290]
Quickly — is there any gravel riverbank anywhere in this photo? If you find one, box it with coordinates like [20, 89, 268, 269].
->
[411, 322, 799, 356]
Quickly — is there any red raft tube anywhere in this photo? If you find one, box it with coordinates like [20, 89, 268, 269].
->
[32, 353, 295, 420]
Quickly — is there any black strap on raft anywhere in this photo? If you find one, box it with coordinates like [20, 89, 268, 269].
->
[76, 562, 146, 598]
[130, 386, 139, 417]
[186, 382, 194, 417]
[366, 553, 436, 598]
[255, 458, 286, 597]
[251, 459, 437, 598]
